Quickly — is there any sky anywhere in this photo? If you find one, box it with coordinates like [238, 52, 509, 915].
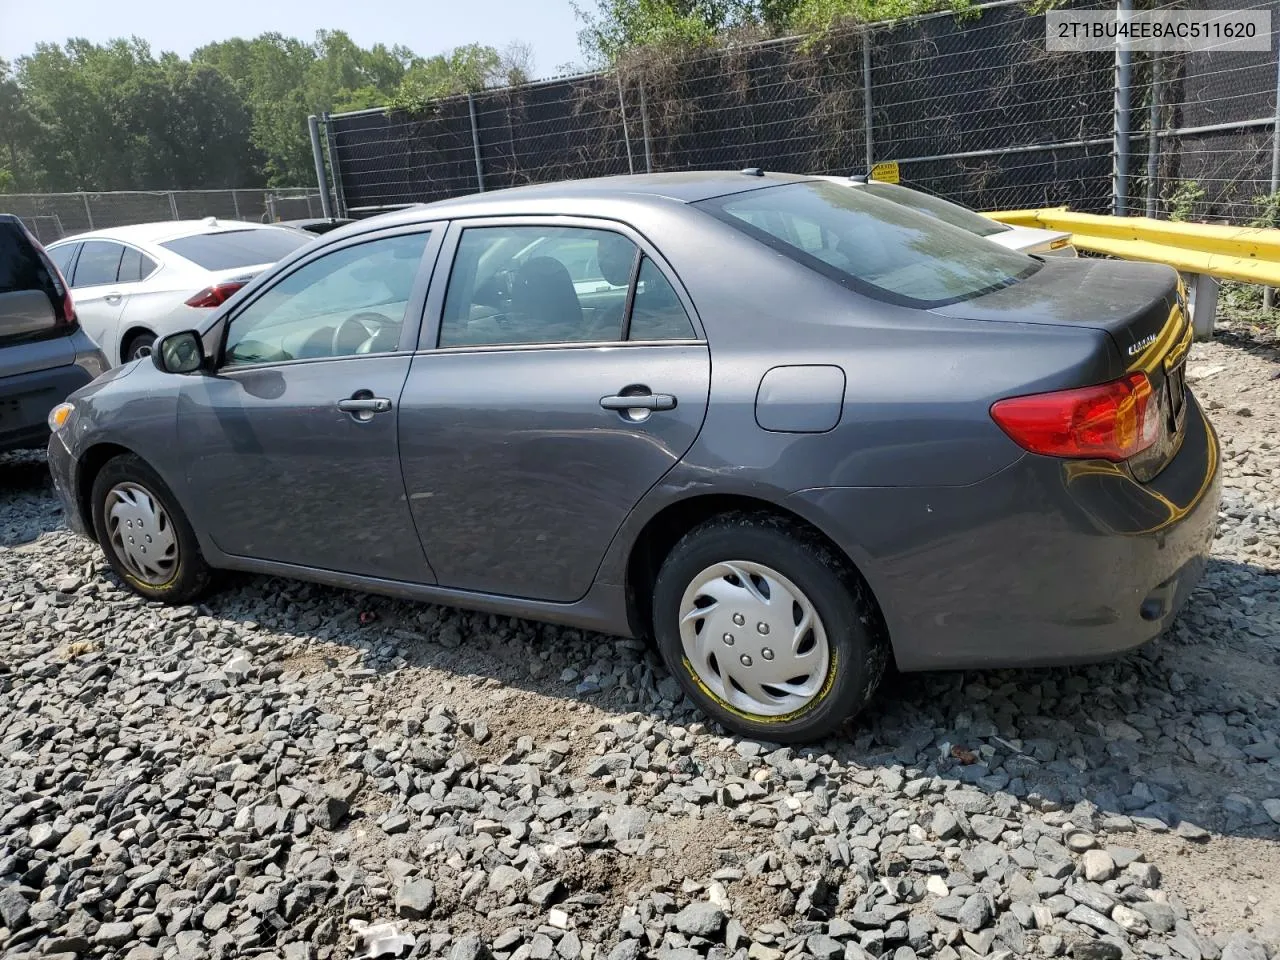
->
[0, 0, 589, 78]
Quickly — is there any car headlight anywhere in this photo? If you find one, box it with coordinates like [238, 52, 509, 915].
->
[48, 402, 75, 432]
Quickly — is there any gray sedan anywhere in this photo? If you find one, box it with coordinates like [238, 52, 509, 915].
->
[46, 172, 1221, 742]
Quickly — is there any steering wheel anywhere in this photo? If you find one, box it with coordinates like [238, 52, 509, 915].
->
[339, 312, 402, 354]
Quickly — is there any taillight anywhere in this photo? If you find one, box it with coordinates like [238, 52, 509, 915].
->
[185, 281, 246, 308]
[990, 372, 1160, 462]
[58, 280, 77, 328]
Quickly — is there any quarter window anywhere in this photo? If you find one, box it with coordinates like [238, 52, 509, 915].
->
[72, 241, 124, 287]
[628, 257, 696, 341]
[222, 232, 429, 367]
[439, 226, 640, 348]
[47, 243, 78, 279]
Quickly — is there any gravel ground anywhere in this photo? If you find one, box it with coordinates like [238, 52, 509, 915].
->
[1, 320, 1278, 960]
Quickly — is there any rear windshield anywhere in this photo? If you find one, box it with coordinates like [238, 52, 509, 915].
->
[159, 228, 312, 271]
[695, 180, 1040, 308]
[859, 181, 1011, 238]
[0, 220, 52, 294]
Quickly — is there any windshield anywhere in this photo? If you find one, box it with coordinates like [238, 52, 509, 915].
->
[860, 181, 1011, 238]
[160, 228, 312, 271]
[696, 180, 1040, 308]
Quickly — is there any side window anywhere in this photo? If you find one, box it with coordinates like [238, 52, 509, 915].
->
[627, 257, 697, 341]
[72, 241, 124, 287]
[118, 247, 143, 282]
[47, 243, 79, 279]
[222, 232, 429, 367]
[439, 225, 638, 348]
[139, 253, 158, 278]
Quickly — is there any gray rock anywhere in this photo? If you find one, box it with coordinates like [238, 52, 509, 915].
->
[0, 887, 30, 930]
[1081, 850, 1116, 882]
[95, 922, 136, 947]
[1070, 942, 1122, 960]
[397, 879, 436, 919]
[956, 894, 992, 932]
[931, 807, 960, 840]
[451, 933, 490, 960]
[609, 940, 643, 960]
[1133, 901, 1176, 933]
[673, 902, 726, 937]
[489, 866, 524, 893]
[1220, 937, 1268, 960]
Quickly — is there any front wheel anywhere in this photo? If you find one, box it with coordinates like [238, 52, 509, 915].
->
[123, 332, 156, 363]
[651, 513, 887, 743]
[90, 453, 212, 603]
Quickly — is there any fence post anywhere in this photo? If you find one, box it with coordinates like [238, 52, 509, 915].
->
[308, 114, 336, 220]
[168, 191, 180, 220]
[467, 93, 486, 192]
[1266, 39, 1280, 309]
[81, 192, 94, 230]
[232, 190, 242, 221]
[618, 72, 636, 175]
[322, 113, 348, 219]
[639, 80, 653, 173]
[863, 31, 874, 172]
[1112, 0, 1133, 215]
[1145, 55, 1160, 218]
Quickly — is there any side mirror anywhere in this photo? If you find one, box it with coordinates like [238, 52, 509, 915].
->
[153, 330, 205, 374]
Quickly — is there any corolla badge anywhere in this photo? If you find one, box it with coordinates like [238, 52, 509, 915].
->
[1127, 332, 1159, 356]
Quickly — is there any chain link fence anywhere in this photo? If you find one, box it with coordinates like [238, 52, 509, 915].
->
[0, 189, 326, 244]
[324, 0, 1280, 227]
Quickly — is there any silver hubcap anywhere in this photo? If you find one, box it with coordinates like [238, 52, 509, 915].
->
[678, 560, 830, 717]
[131, 343, 153, 360]
[105, 482, 178, 585]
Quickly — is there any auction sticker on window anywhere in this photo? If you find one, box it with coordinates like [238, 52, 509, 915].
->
[1046, 9, 1270, 51]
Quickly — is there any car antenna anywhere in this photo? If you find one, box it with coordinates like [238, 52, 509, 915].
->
[740, 167, 765, 177]
[848, 172, 869, 183]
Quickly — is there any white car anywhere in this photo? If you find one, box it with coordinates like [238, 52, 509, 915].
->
[44, 219, 316, 365]
[811, 175, 1077, 258]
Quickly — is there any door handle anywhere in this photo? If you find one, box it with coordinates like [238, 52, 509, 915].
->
[337, 397, 392, 413]
[104, 292, 122, 304]
[600, 393, 677, 411]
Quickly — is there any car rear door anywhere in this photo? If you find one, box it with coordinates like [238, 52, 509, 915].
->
[397, 217, 711, 603]
[66, 239, 129, 360]
[177, 224, 443, 582]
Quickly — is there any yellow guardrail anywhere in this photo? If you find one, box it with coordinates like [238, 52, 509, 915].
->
[983, 206, 1280, 287]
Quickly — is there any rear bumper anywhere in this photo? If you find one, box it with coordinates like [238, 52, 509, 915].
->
[788, 392, 1222, 672]
[0, 360, 95, 452]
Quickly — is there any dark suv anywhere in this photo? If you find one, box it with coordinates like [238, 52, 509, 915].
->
[0, 214, 107, 452]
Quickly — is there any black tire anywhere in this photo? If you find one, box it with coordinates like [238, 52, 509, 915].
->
[122, 331, 156, 364]
[90, 453, 213, 604]
[651, 512, 887, 743]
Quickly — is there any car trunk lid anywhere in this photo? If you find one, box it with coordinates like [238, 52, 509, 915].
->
[935, 257, 1192, 481]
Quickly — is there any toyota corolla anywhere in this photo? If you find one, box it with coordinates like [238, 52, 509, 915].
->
[46, 171, 1221, 742]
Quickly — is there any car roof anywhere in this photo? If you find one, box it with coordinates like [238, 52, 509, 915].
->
[349, 170, 820, 232]
[47, 219, 293, 247]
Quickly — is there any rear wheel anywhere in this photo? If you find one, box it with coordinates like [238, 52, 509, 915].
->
[652, 513, 886, 742]
[90, 453, 212, 603]
[122, 332, 156, 363]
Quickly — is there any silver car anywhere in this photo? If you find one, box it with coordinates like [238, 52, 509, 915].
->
[46, 172, 1218, 743]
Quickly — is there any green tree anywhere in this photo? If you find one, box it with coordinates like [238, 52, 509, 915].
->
[574, 0, 972, 63]
[0, 58, 39, 191]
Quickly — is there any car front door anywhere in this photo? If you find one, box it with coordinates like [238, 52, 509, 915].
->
[398, 218, 711, 603]
[177, 225, 443, 582]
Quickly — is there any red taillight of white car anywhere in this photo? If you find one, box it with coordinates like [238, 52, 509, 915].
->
[185, 281, 247, 308]
[990, 372, 1161, 462]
